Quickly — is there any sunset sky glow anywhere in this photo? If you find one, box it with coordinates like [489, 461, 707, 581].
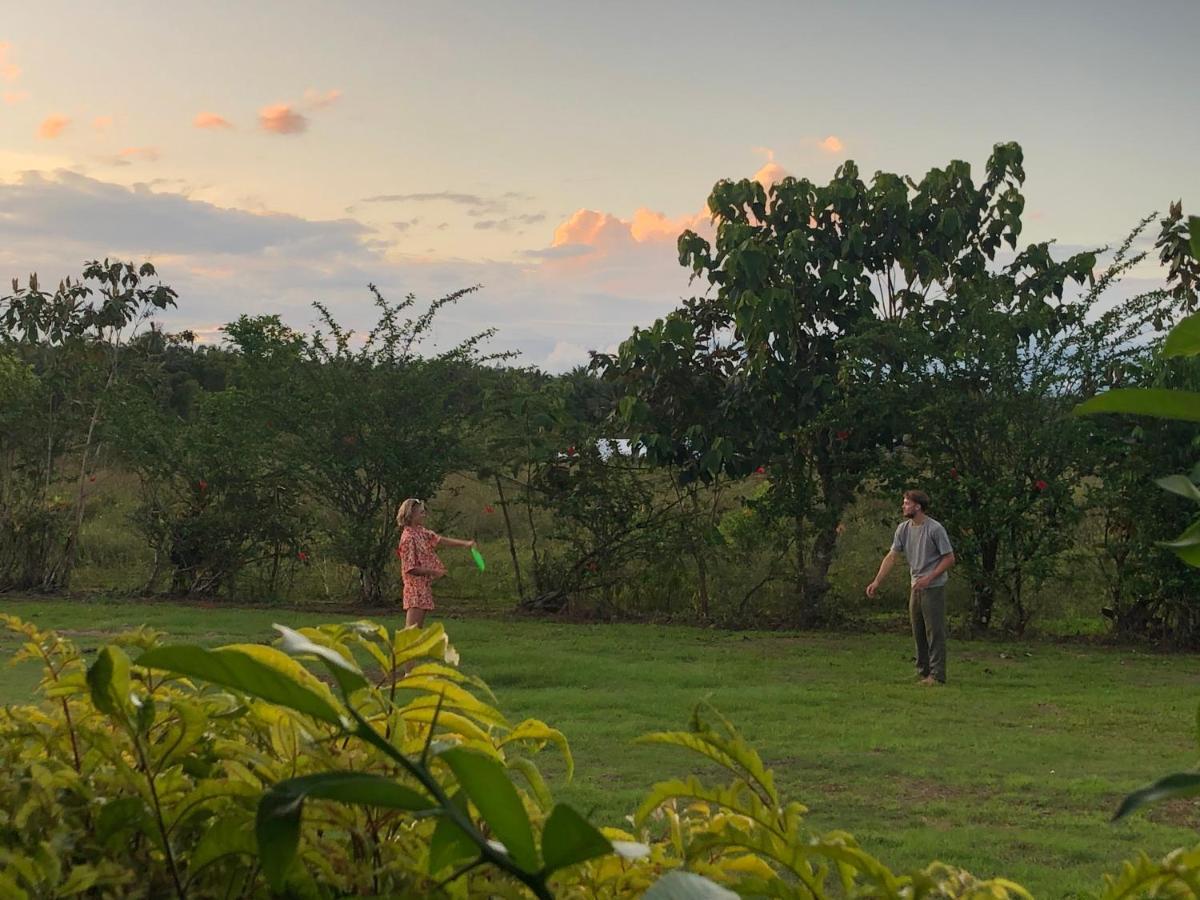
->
[2, 0, 1197, 368]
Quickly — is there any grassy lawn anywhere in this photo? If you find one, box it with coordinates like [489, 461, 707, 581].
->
[2, 597, 1198, 897]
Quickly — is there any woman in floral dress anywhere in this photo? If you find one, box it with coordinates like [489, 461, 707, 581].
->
[396, 498, 477, 628]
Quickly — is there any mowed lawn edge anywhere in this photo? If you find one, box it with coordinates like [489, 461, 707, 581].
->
[2, 597, 1197, 897]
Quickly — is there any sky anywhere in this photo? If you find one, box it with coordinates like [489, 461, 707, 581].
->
[1, 0, 1197, 370]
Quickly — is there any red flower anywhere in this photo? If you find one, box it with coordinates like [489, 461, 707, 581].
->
[567, 446, 576, 456]
[835, 430, 850, 441]
[1035, 479, 1049, 492]
[297, 550, 310, 563]
[197, 479, 208, 492]
[88, 475, 96, 482]
[484, 504, 495, 514]
[755, 466, 766, 475]
[949, 467, 959, 480]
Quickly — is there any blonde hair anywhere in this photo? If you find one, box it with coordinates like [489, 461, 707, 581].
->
[396, 498, 423, 528]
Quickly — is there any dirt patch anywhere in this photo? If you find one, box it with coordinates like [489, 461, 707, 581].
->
[1146, 799, 1200, 828]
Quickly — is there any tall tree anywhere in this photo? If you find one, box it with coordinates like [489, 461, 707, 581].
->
[600, 143, 1095, 622]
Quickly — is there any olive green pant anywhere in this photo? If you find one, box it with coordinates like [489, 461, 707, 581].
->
[909, 585, 947, 683]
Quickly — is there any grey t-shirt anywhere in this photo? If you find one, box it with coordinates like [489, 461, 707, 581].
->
[892, 517, 954, 587]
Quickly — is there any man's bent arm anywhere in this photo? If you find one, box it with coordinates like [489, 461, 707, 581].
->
[871, 550, 898, 585]
[914, 552, 956, 588]
[928, 551, 956, 580]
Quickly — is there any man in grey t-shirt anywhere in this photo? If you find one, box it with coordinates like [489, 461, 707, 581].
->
[866, 489, 956, 684]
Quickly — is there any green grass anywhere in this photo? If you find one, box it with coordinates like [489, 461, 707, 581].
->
[2, 596, 1197, 897]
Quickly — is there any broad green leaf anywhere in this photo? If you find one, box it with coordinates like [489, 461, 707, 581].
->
[633, 776, 781, 832]
[1190, 216, 1200, 259]
[266, 771, 432, 809]
[191, 818, 256, 873]
[540, 803, 612, 875]
[507, 755, 553, 811]
[256, 772, 434, 890]
[256, 786, 303, 891]
[644, 870, 739, 899]
[1074, 389, 1200, 423]
[393, 622, 458, 667]
[429, 795, 477, 875]
[57, 864, 101, 895]
[169, 780, 261, 833]
[1161, 518, 1200, 567]
[1113, 772, 1200, 821]
[1156, 475, 1200, 502]
[1163, 311, 1200, 358]
[637, 726, 777, 806]
[273, 624, 368, 698]
[407, 661, 499, 702]
[152, 701, 207, 769]
[403, 706, 494, 745]
[86, 646, 132, 721]
[397, 678, 509, 727]
[136, 644, 344, 726]
[442, 747, 539, 873]
[500, 719, 574, 781]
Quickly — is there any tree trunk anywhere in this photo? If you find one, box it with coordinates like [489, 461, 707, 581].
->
[495, 475, 526, 604]
[970, 537, 999, 632]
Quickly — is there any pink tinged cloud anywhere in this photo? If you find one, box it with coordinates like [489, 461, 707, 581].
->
[194, 111, 233, 130]
[119, 146, 160, 162]
[0, 42, 20, 83]
[753, 160, 789, 188]
[3, 89, 28, 105]
[259, 103, 308, 134]
[38, 115, 70, 140]
[819, 135, 844, 154]
[93, 115, 113, 132]
[552, 207, 709, 251]
[303, 88, 341, 109]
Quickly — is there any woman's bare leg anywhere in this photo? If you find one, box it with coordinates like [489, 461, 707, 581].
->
[402, 607, 427, 675]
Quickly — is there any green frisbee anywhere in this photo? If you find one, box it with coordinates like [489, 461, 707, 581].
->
[470, 546, 486, 572]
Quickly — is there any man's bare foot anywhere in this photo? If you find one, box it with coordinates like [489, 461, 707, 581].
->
[919, 675, 939, 686]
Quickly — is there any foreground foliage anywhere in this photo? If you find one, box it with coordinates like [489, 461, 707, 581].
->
[1, 615, 1198, 898]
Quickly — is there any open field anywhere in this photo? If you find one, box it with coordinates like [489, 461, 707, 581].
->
[2, 596, 1197, 896]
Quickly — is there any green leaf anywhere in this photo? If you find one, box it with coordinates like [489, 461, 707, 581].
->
[499, 719, 574, 781]
[1156, 475, 1200, 503]
[1189, 216, 1200, 260]
[191, 818, 256, 872]
[86, 646, 132, 721]
[1163, 311, 1200, 358]
[136, 643, 345, 726]
[1113, 772, 1200, 821]
[540, 803, 612, 875]
[1161, 519, 1200, 567]
[267, 771, 432, 809]
[429, 796, 477, 875]
[643, 870, 740, 899]
[441, 747, 539, 873]
[273, 624, 368, 698]
[256, 772, 434, 890]
[506, 755, 553, 812]
[1074, 388, 1200, 423]
[256, 786, 303, 891]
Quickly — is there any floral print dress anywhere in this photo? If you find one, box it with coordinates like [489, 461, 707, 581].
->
[398, 525, 444, 610]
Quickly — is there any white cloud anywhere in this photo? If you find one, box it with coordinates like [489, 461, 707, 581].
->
[0, 171, 695, 371]
[542, 341, 591, 371]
